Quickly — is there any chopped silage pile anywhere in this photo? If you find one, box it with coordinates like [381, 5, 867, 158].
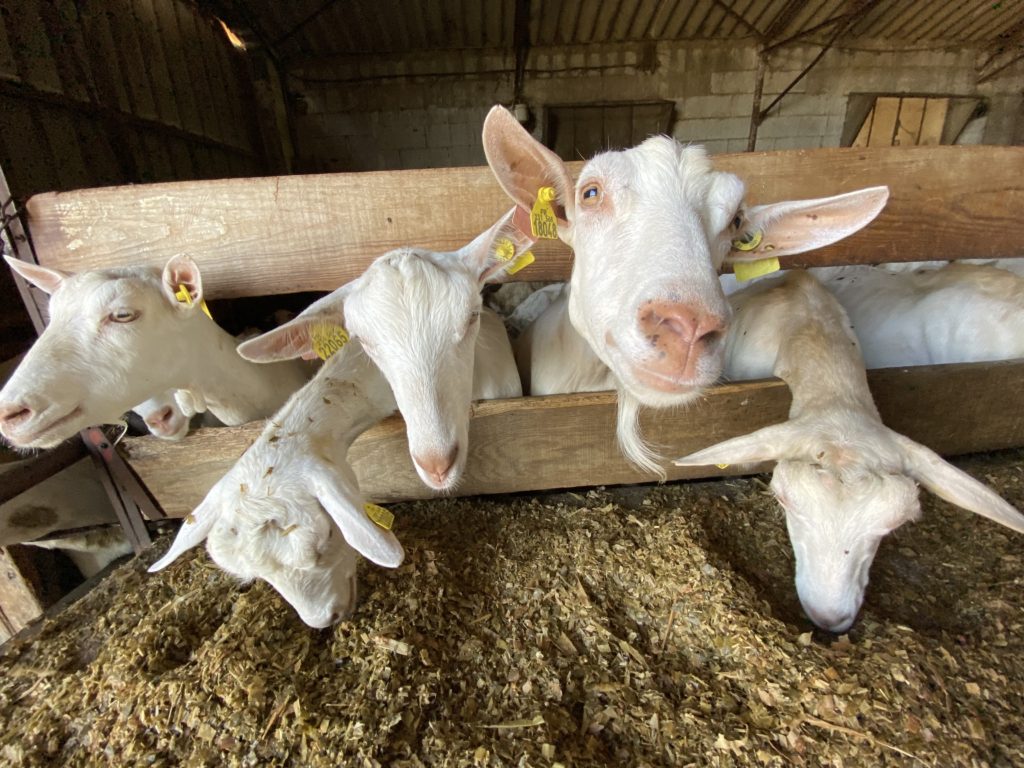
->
[1, 449, 1022, 767]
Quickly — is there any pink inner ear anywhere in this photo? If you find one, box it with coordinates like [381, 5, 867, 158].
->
[512, 206, 532, 236]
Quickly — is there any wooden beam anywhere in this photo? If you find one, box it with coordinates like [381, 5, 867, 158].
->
[23, 145, 1024, 299]
[121, 359, 1024, 518]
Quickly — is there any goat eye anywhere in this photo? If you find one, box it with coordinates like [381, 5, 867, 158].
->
[580, 183, 602, 207]
[731, 214, 743, 230]
[108, 308, 140, 323]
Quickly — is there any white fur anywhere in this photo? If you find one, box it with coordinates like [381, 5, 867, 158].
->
[722, 262, 1024, 375]
[0, 255, 308, 450]
[814, 262, 1024, 368]
[239, 212, 524, 492]
[676, 271, 1024, 632]
[132, 390, 191, 441]
[1, 457, 130, 577]
[27, 525, 132, 577]
[149, 341, 403, 628]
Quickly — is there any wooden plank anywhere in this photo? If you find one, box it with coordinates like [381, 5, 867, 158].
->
[3, 0, 62, 93]
[190, 11, 231, 147]
[894, 97, 926, 146]
[24, 145, 1024, 298]
[104, 0, 158, 121]
[0, 548, 45, 641]
[150, 0, 203, 136]
[0, 6, 18, 80]
[0, 96, 60, 199]
[122, 360, 1024, 518]
[131, 0, 181, 128]
[37, 0, 95, 103]
[919, 97, 949, 145]
[868, 96, 900, 147]
[78, 0, 131, 113]
[851, 105, 875, 148]
[175, 1, 219, 143]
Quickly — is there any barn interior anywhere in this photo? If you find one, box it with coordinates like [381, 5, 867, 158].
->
[1, 1, 1023, 765]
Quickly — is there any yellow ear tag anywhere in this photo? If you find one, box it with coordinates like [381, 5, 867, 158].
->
[530, 186, 559, 240]
[716, 463, 730, 470]
[731, 229, 763, 252]
[733, 257, 781, 283]
[495, 237, 535, 275]
[309, 321, 349, 361]
[175, 284, 213, 319]
[364, 503, 394, 531]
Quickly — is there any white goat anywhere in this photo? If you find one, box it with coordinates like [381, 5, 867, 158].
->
[1, 457, 131, 577]
[132, 390, 191, 441]
[719, 261, 1024, 377]
[238, 210, 524, 492]
[481, 105, 888, 472]
[674, 270, 1024, 632]
[149, 340, 403, 628]
[0, 255, 308, 450]
[151, 215, 527, 625]
[814, 262, 1024, 368]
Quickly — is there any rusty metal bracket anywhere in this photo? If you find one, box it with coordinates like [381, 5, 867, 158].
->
[0, 164, 162, 554]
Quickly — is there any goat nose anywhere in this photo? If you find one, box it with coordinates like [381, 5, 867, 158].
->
[145, 406, 174, 429]
[413, 445, 459, 486]
[0, 401, 33, 429]
[804, 605, 856, 634]
[638, 301, 727, 348]
[636, 301, 728, 381]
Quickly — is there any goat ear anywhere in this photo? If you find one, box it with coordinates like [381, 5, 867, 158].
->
[162, 254, 204, 308]
[673, 422, 804, 467]
[458, 207, 536, 283]
[5, 256, 70, 294]
[148, 495, 221, 572]
[238, 287, 350, 362]
[895, 434, 1024, 534]
[238, 317, 318, 362]
[725, 186, 889, 263]
[482, 105, 576, 230]
[313, 468, 405, 569]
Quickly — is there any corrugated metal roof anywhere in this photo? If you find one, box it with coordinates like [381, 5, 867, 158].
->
[223, 0, 1024, 62]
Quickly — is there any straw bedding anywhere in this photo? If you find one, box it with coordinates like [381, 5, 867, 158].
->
[1, 448, 1022, 767]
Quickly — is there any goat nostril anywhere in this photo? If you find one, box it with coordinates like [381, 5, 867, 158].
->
[700, 329, 723, 347]
[329, 611, 340, 624]
[0, 405, 33, 426]
[414, 445, 459, 485]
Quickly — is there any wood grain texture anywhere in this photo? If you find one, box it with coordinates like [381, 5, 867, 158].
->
[0, 548, 45, 642]
[25, 145, 1024, 299]
[122, 360, 1024, 519]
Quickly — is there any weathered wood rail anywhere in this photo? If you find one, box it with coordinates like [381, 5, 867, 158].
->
[19, 144, 1024, 519]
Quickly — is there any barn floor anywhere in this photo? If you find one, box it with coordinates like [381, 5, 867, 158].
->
[1, 449, 1022, 767]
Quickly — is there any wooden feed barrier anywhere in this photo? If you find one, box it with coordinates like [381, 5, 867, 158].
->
[19, 144, 1024, 520]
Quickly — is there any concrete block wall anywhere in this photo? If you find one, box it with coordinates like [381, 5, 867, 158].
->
[289, 40, 1024, 172]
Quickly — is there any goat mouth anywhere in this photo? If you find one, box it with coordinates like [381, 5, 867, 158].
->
[631, 365, 708, 395]
[3, 405, 84, 448]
